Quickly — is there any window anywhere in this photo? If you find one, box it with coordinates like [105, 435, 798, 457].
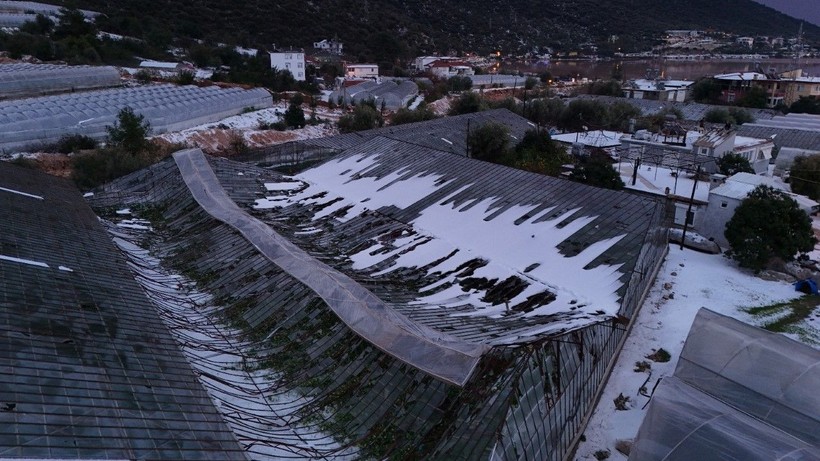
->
[297, 62, 303, 68]
[700, 147, 709, 155]
[720, 201, 728, 208]
[286, 54, 292, 59]
[285, 63, 290, 68]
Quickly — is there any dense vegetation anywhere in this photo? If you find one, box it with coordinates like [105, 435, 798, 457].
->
[725, 185, 815, 271]
[789, 155, 820, 200]
[46, 0, 819, 65]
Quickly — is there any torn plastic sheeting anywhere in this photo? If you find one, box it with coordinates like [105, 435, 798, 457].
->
[173, 148, 489, 386]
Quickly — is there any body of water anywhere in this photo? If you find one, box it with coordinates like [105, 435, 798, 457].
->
[527, 58, 820, 81]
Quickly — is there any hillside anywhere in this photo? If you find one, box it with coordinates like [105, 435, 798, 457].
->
[57, 0, 819, 61]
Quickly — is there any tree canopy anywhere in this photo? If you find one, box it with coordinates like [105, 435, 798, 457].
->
[718, 153, 754, 176]
[789, 155, 820, 201]
[725, 185, 815, 270]
[106, 106, 151, 155]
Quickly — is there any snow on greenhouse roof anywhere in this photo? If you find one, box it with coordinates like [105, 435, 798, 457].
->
[0, 83, 273, 151]
[0, 63, 121, 100]
[0, 162, 247, 459]
[252, 136, 667, 344]
[173, 148, 488, 386]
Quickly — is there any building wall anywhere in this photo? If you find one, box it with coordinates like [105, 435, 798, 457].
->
[699, 193, 741, 248]
[346, 65, 379, 79]
[270, 52, 305, 81]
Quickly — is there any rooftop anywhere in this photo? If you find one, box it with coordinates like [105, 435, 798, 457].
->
[0, 162, 246, 459]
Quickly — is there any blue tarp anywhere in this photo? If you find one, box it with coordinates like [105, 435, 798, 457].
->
[793, 279, 818, 295]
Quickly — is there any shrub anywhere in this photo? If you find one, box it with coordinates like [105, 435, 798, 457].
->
[725, 185, 816, 270]
[467, 122, 509, 162]
[789, 154, 820, 200]
[449, 92, 487, 115]
[106, 107, 151, 156]
[338, 105, 382, 133]
[175, 70, 195, 85]
[71, 147, 155, 190]
[390, 106, 438, 126]
[55, 134, 98, 154]
[718, 153, 754, 176]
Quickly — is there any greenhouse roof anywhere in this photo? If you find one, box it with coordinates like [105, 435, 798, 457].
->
[0, 162, 247, 459]
[630, 308, 820, 460]
[248, 108, 536, 162]
[0, 83, 272, 151]
[0, 63, 121, 100]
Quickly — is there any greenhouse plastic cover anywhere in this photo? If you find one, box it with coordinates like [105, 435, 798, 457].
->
[630, 377, 820, 461]
[629, 308, 820, 460]
[0, 63, 120, 99]
[0, 83, 272, 151]
[173, 148, 490, 386]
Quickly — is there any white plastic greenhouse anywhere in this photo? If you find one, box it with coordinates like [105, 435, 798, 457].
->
[630, 308, 820, 460]
[0, 63, 121, 99]
[0, 84, 273, 151]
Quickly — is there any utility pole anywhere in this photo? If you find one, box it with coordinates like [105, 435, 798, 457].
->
[680, 165, 701, 250]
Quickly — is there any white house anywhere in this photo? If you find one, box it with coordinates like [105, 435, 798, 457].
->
[345, 64, 379, 80]
[412, 56, 458, 71]
[427, 60, 475, 79]
[270, 50, 305, 81]
[313, 38, 343, 55]
[622, 79, 693, 102]
[700, 172, 817, 248]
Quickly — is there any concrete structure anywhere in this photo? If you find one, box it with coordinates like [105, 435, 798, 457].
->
[313, 38, 343, 55]
[622, 79, 693, 102]
[622, 126, 773, 174]
[345, 63, 378, 79]
[269, 49, 305, 81]
[700, 172, 817, 248]
[427, 59, 474, 78]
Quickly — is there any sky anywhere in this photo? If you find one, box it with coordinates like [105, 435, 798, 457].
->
[753, 0, 820, 27]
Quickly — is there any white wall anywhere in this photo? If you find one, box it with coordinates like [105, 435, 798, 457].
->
[270, 52, 305, 81]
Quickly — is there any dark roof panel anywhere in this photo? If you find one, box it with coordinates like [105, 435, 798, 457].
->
[0, 162, 247, 460]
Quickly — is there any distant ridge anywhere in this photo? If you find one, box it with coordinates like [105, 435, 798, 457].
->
[57, 0, 819, 60]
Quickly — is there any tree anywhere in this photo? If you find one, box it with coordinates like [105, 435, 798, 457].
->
[725, 185, 815, 270]
[586, 80, 622, 96]
[718, 153, 754, 176]
[337, 105, 382, 133]
[511, 130, 570, 176]
[559, 99, 609, 131]
[526, 98, 564, 127]
[391, 106, 438, 126]
[690, 78, 723, 104]
[284, 101, 306, 128]
[449, 92, 487, 115]
[788, 96, 820, 115]
[53, 8, 96, 40]
[447, 76, 472, 92]
[106, 107, 151, 155]
[789, 155, 820, 200]
[569, 151, 624, 190]
[736, 86, 768, 109]
[467, 122, 509, 162]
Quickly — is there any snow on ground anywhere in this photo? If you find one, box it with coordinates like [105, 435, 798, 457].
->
[574, 246, 811, 460]
[617, 161, 710, 201]
[152, 102, 341, 153]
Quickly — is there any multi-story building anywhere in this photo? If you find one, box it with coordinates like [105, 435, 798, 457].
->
[269, 48, 306, 81]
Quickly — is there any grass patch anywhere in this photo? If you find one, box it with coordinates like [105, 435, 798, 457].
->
[745, 295, 820, 345]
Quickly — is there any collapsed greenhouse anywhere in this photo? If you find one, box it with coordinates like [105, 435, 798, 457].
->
[630, 308, 820, 461]
[0, 63, 121, 100]
[0, 161, 248, 459]
[0, 83, 273, 152]
[86, 112, 671, 460]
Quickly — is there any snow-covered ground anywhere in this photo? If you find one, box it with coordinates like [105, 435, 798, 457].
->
[151, 102, 341, 152]
[574, 246, 819, 460]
